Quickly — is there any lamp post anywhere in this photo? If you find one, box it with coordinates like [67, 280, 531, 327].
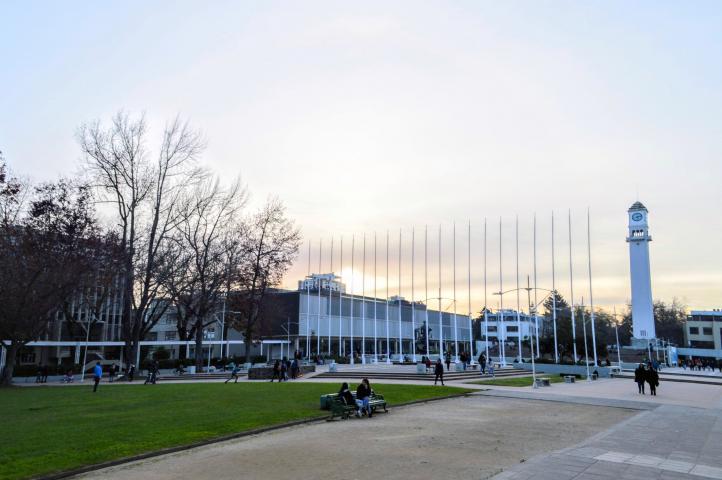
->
[525, 276, 538, 388]
[578, 300, 591, 382]
[494, 285, 555, 363]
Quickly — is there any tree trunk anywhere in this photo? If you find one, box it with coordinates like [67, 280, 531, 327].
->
[194, 322, 204, 370]
[0, 342, 20, 387]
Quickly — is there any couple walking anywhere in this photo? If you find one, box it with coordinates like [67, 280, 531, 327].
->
[634, 362, 659, 396]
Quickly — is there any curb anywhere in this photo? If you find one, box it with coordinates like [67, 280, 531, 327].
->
[34, 391, 472, 480]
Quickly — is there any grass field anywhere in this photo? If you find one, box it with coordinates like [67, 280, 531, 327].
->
[469, 375, 564, 387]
[0, 382, 469, 480]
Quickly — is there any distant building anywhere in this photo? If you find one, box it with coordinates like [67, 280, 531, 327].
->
[478, 310, 539, 343]
[684, 310, 722, 350]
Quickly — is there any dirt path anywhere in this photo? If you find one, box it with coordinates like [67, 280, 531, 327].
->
[75, 394, 635, 480]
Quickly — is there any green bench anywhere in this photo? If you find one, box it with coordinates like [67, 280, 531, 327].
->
[322, 391, 388, 420]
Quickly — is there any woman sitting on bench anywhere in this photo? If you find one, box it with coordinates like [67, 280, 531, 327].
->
[356, 378, 373, 418]
[338, 382, 359, 416]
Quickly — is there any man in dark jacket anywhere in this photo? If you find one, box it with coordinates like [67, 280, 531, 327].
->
[645, 363, 659, 396]
[434, 358, 445, 386]
[479, 353, 487, 375]
[634, 363, 645, 394]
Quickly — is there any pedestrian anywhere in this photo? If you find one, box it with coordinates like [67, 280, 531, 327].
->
[434, 358, 445, 386]
[271, 360, 281, 382]
[35, 364, 43, 383]
[646, 363, 659, 396]
[281, 358, 288, 381]
[225, 362, 240, 383]
[128, 364, 136, 382]
[445, 352, 451, 371]
[108, 363, 116, 383]
[478, 353, 487, 375]
[634, 363, 646, 394]
[41, 364, 49, 383]
[92, 362, 102, 392]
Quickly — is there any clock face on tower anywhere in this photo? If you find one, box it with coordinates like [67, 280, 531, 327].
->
[631, 212, 643, 222]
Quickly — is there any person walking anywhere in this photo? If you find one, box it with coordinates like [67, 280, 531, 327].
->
[41, 364, 49, 383]
[445, 352, 451, 371]
[108, 363, 116, 383]
[646, 363, 659, 396]
[127, 364, 136, 382]
[92, 362, 102, 393]
[634, 363, 646, 394]
[478, 353, 487, 375]
[434, 358, 445, 386]
[271, 360, 281, 382]
[225, 362, 240, 383]
[35, 364, 43, 383]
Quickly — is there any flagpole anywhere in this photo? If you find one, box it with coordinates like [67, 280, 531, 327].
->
[339, 236, 343, 358]
[587, 208, 598, 366]
[569, 210, 578, 363]
[425, 225, 430, 358]
[350, 235, 355, 365]
[438, 225, 443, 360]
[551, 212, 559, 363]
[512, 216, 516, 362]
[374, 231, 378, 362]
[484, 217, 489, 363]
[499, 217, 505, 366]
[306, 240, 311, 360]
[411, 227, 416, 362]
[453, 221, 459, 363]
[398, 229, 403, 361]
[317, 240, 322, 357]
[533, 214, 540, 357]
[385, 230, 390, 364]
[362, 233, 366, 364]
[328, 237, 333, 357]
[468, 220, 474, 363]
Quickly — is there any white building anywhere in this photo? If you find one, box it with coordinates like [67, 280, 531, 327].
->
[479, 310, 538, 343]
[298, 273, 346, 293]
[627, 201, 656, 342]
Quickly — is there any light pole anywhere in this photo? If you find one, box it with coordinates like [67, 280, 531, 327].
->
[494, 285, 555, 363]
[525, 276, 538, 388]
[579, 301, 591, 382]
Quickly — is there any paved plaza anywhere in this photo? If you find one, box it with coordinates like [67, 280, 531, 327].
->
[65, 367, 722, 479]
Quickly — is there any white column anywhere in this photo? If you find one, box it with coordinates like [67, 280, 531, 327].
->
[587, 208, 598, 366]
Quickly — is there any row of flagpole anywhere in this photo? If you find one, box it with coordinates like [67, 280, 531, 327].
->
[302, 210, 598, 366]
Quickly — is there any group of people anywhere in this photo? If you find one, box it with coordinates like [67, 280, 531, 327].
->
[338, 378, 375, 418]
[681, 357, 721, 372]
[270, 357, 302, 382]
[634, 362, 660, 396]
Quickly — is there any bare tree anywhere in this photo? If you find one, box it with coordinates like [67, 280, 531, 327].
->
[0, 176, 99, 385]
[165, 176, 247, 368]
[228, 198, 301, 362]
[78, 112, 205, 370]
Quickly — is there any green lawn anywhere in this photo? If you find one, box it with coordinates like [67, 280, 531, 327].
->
[0, 382, 469, 480]
[468, 375, 564, 387]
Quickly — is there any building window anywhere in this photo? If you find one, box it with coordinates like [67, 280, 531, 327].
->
[146, 332, 158, 341]
[703, 327, 713, 336]
[20, 352, 36, 364]
[689, 327, 699, 335]
[507, 326, 519, 332]
[165, 331, 177, 341]
[487, 326, 497, 332]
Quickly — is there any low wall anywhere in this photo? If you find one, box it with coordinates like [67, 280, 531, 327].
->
[248, 365, 315, 380]
[513, 362, 613, 378]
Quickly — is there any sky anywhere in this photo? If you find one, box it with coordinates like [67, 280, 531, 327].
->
[2, 1, 722, 313]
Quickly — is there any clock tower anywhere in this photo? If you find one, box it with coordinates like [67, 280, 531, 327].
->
[627, 201, 656, 341]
